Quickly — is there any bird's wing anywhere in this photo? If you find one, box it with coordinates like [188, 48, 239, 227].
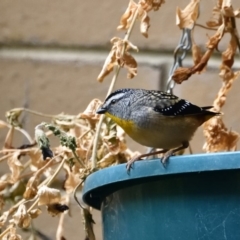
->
[153, 99, 206, 116]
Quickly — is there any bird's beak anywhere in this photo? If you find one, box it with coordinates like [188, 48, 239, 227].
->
[96, 106, 107, 114]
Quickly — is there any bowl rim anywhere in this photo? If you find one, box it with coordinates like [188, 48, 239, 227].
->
[82, 151, 240, 209]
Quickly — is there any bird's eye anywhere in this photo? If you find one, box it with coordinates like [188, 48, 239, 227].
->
[111, 99, 117, 104]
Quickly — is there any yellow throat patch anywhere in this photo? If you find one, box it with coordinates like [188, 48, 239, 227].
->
[105, 112, 135, 134]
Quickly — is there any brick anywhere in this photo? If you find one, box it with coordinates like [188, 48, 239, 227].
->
[1, 0, 237, 50]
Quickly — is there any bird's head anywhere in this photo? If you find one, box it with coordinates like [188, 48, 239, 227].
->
[96, 89, 135, 118]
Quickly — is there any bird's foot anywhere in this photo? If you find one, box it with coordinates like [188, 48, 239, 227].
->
[126, 155, 143, 173]
[161, 150, 174, 167]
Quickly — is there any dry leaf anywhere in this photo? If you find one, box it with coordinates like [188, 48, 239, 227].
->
[37, 186, 61, 206]
[117, 0, 138, 31]
[28, 149, 46, 171]
[172, 67, 193, 84]
[176, 0, 199, 29]
[47, 203, 69, 217]
[140, 12, 150, 37]
[23, 175, 39, 200]
[29, 208, 42, 219]
[0, 211, 9, 228]
[97, 38, 138, 82]
[203, 117, 239, 152]
[7, 151, 23, 183]
[63, 164, 81, 194]
[12, 204, 31, 228]
[120, 52, 137, 79]
[5, 108, 23, 127]
[97, 50, 116, 82]
[206, 0, 222, 27]
[203, 29, 240, 152]
[206, 24, 225, 49]
[118, 0, 165, 37]
[139, 0, 165, 12]
[2, 227, 22, 240]
[80, 99, 102, 124]
[222, 0, 240, 17]
[191, 42, 205, 73]
[221, 34, 237, 69]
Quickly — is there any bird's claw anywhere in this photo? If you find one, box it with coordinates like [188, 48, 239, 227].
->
[160, 150, 174, 167]
[126, 162, 134, 174]
[126, 156, 143, 173]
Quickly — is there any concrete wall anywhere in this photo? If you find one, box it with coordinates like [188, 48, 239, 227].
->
[0, 0, 240, 239]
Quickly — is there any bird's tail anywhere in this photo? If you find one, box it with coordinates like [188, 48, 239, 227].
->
[201, 107, 222, 122]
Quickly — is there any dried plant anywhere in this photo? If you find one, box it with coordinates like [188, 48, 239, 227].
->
[0, 0, 240, 239]
[171, 0, 240, 152]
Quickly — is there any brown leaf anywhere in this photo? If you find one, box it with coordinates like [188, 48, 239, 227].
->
[97, 50, 116, 82]
[117, 0, 138, 31]
[7, 151, 23, 183]
[29, 208, 42, 219]
[37, 186, 61, 206]
[172, 48, 214, 83]
[47, 203, 69, 217]
[203, 117, 239, 152]
[2, 227, 22, 240]
[191, 49, 213, 73]
[28, 150, 46, 171]
[172, 67, 193, 83]
[206, 24, 225, 49]
[23, 175, 39, 200]
[140, 11, 150, 37]
[63, 164, 81, 194]
[216, 70, 240, 110]
[12, 204, 31, 228]
[80, 99, 102, 122]
[139, 0, 165, 12]
[117, 0, 164, 38]
[206, 0, 223, 28]
[97, 38, 138, 82]
[222, 0, 235, 17]
[191, 42, 205, 73]
[176, 0, 199, 29]
[120, 52, 138, 79]
[221, 34, 237, 69]
[0, 211, 9, 228]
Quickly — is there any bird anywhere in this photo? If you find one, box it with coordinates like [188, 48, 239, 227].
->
[96, 88, 220, 171]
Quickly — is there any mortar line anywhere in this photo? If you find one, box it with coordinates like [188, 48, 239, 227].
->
[0, 47, 239, 70]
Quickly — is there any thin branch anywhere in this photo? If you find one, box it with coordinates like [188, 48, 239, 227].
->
[23, 108, 55, 119]
[195, 23, 217, 31]
[91, 6, 140, 170]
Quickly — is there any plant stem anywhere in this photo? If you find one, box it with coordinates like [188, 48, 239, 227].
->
[91, 6, 140, 170]
[195, 23, 217, 31]
[72, 150, 85, 168]
[23, 108, 55, 118]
